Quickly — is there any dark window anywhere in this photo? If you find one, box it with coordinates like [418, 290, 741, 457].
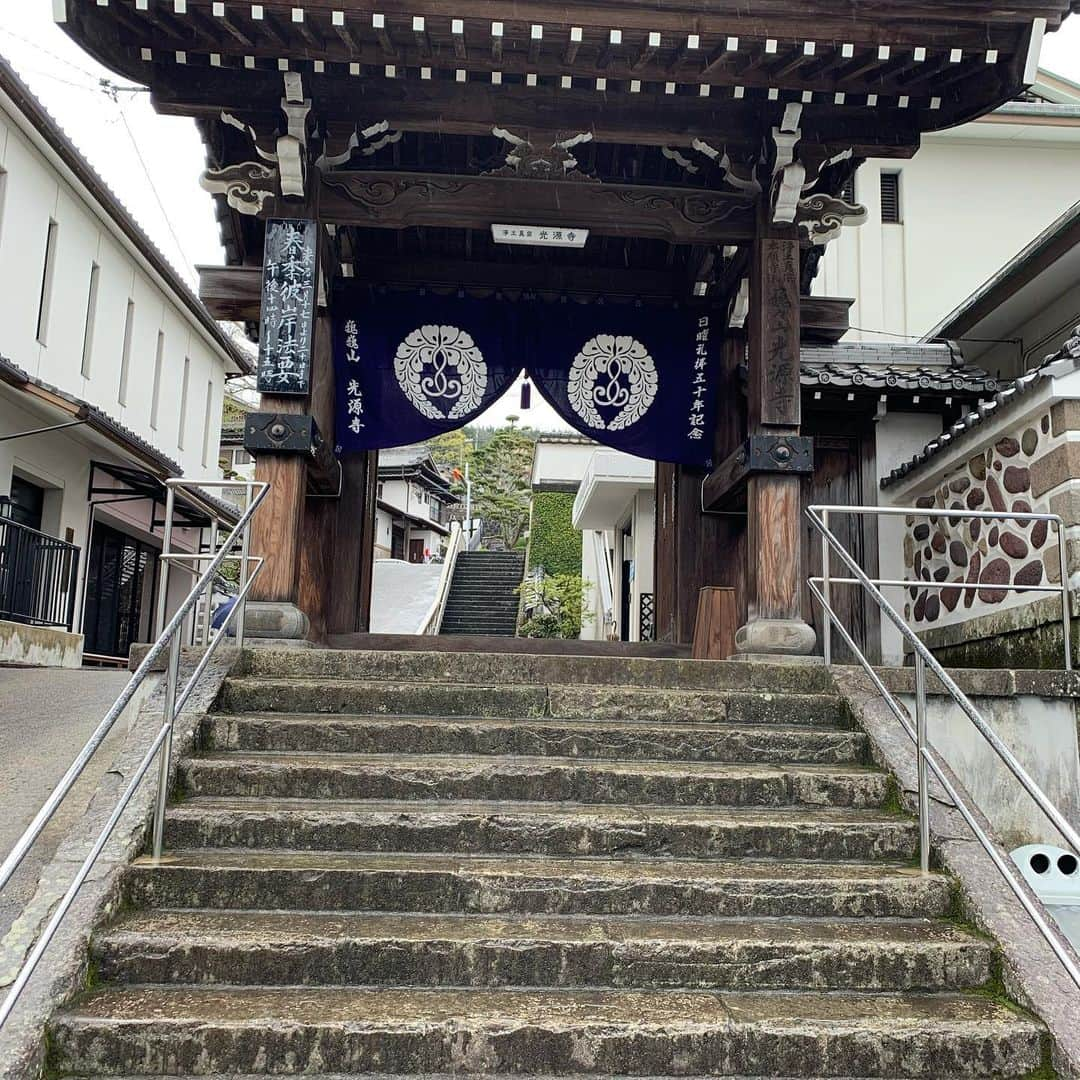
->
[880, 172, 902, 224]
[36, 220, 58, 344]
[6, 476, 45, 532]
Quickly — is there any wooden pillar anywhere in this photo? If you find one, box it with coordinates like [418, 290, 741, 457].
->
[736, 229, 817, 658]
[654, 330, 748, 645]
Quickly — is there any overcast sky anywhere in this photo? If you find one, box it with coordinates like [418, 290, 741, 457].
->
[2, 6, 1078, 428]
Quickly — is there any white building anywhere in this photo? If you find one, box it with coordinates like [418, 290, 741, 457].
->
[0, 58, 251, 665]
[530, 436, 656, 644]
[374, 447, 456, 562]
[817, 70, 1080, 363]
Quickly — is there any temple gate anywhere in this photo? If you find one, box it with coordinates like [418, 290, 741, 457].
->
[59, 0, 1068, 657]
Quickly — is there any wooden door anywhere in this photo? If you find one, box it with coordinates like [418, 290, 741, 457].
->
[409, 538, 425, 563]
[801, 423, 880, 663]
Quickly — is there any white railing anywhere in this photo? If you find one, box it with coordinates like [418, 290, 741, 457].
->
[418, 521, 463, 634]
[807, 503, 1080, 991]
[591, 530, 616, 639]
[0, 478, 268, 1030]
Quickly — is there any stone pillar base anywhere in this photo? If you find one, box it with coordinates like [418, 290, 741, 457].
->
[733, 617, 820, 664]
[242, 601, 311, 642]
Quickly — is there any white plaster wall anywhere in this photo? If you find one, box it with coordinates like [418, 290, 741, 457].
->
[531, 441, 596, 489]
[876, 411, 948, 664]
[0, 100, 228, 481]
[818, 133, 1080, 343]
[899, 693, 1080, 849]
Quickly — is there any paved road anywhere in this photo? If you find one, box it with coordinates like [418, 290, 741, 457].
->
[0, 667, 130, 940]
[371, 559, 444, 634]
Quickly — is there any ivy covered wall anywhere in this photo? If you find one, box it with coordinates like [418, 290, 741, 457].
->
[529, 492, 583, 577]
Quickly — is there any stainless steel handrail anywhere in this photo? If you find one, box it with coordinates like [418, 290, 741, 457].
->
[806, 503, 1080, 990]
[815, 504, 1071, 671]
[0, 478, 268, 1031]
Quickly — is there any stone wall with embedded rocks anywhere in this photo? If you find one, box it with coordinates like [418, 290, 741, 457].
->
[900, 399, 1080, 640]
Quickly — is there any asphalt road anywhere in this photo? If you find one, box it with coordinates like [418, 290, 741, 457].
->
[0, 667, 130, 940]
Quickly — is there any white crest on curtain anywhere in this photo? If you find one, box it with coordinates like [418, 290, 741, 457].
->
[567, 335, 658, 431]
[394, 325, 488, 420]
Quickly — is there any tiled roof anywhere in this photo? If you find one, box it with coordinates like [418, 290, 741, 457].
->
[881, 326, 1080, 489]
[0, 354, 181, 477]
[800, 343, 997, 396]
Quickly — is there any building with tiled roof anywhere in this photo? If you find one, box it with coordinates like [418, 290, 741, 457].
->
[0, 56, 245, 664]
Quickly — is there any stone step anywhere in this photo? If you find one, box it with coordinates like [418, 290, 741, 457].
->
[93, 910, 994, 992]
[64, 1075, 936, 1080]
[126, 850, 951, 918]
[49, 987, 1044, 1076]
[237, 649, 836, 694]
[179, 754, 890, 809]
[217, 679, 848, 727]
[162, 799, 917, 861]
[201, 714, 870, 764]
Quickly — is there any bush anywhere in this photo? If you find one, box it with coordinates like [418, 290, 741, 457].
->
[518, 573, 591, 639]
[529, 492, 582, 577]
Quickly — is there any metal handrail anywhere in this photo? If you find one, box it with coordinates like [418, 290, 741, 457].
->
[419, 521, 463, 635]
[0, 479, 268, 1031]
[816, 504, 1071, 671]
[806, 503, 1080, 990]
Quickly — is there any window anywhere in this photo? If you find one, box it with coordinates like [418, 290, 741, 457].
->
[880, 172, 902, 224]
[118, 300, 135, 405]
[150, 331, 164, 430]
[201, 380, 214, 468]
[233, 449, 252, 467]
[177, 357, 191, 450]
[81, 263, 100, 377]
[36, 220, 58, 345]
[0, 168, 8, 245]
[377, 482, 385, 499]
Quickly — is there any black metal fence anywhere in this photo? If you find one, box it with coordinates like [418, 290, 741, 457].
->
[0, 517, 80, 631]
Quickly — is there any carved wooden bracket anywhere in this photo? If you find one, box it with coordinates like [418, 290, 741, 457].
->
[796, 193, 869, 244]
[200, 161, 278, 216]
[487, 127, 596, 181]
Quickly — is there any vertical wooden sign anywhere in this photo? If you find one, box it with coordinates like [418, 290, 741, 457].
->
[257, 218, 318, 396]
[750, 236, 801, 429]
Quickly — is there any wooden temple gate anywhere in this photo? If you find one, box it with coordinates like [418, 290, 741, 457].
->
[59, 0, 1070, 656]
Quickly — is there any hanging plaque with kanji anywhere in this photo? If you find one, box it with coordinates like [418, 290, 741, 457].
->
[257, 218, 318, 396]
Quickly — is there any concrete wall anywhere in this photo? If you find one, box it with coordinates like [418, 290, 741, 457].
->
[817, 124, 1080, 352]
[0, 619, 82, 668]
[898, 692, 1080, 849]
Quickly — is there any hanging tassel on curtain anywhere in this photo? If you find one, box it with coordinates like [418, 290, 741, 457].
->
[520, 375, 532, 411]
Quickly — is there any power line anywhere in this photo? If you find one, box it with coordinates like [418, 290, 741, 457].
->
[117, 102, 199, 285]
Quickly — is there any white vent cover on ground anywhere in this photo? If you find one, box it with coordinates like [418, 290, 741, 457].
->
[1011, 844, 1080, 904]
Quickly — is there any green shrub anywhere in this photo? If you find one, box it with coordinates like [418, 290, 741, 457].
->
[529, 492, 582, 577]
[518, 573, 591, 639]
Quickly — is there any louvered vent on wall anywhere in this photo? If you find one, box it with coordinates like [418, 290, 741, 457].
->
[880, 172, 902, 224]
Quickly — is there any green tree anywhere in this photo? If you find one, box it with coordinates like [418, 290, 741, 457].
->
[472, 426, 534, 549]
[426, 429, 475, 490]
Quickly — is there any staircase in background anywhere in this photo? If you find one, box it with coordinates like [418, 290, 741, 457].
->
[438, 550, 525, 636]
[48, 648, 1048, 1077]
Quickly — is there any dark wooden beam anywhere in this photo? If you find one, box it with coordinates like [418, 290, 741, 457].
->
[145, 66, 923, 155]
[318, 170, 757, 244]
